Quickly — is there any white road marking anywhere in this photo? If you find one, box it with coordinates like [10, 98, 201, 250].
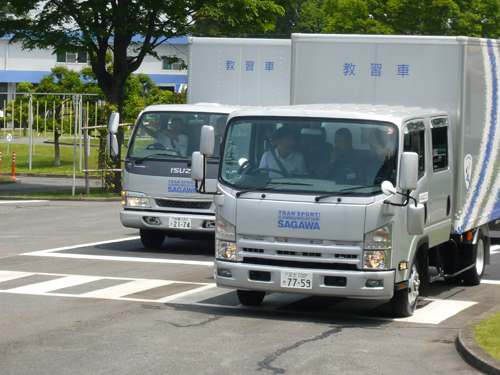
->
[0, 269, 492, 324]
[7, 275, 102, 294]
[394, 299, 477, 324]
[490, 244, 500, 254]
[482, 279, 500, 285]
[0, 271, 213, 303]
[80, 279, 173, 299]
[0, 200, 48, 204]
[21, 237, 214, 266]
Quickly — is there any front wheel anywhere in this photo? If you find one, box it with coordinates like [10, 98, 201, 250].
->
[236, 290, 266, 306]
[140, 229, 166, 249]
[391, 258, 420, 317]
[462, 232, 486, 286]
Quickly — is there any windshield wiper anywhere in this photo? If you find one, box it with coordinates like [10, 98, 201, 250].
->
[315, 185, 378, 202]
[236, 181, 313, 197]
[134, 152, 187, 164]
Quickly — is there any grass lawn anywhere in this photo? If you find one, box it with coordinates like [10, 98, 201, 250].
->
[5, 187, 120, 198]
[474, 312, 500, 361]
[0, 142, 125, 175]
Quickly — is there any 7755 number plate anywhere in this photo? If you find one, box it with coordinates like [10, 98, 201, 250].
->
[280, 271, 313, 289]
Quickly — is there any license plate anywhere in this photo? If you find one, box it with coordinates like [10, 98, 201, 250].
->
[280, 271, 313, 289]
[169, 217, 191, 229]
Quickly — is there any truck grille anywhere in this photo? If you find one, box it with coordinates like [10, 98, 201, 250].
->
[155, 199, 211, 210]
[242, 257, 358, 271]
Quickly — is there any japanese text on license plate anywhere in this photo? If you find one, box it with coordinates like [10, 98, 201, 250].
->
[169, 217, 191, 229]
[281, 271, 312, 289]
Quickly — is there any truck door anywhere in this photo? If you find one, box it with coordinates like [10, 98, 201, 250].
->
[426, 117, 453, 245]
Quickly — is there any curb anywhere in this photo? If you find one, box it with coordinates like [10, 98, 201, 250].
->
[456, 304, 500, 374]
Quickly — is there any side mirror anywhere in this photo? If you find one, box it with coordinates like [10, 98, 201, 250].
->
[108, 112, 120, 134]
[199, 125, 215, 156]
[399, 152, 419, 191]
[191, 151, 205, 183]
[107, 133, 119, 157]
[381, 181, 397, 196]
[407, 202, 425, 235]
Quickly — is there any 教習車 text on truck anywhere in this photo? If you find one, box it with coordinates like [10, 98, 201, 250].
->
[119, 104, 241, 248]
[191, 35, 500, 317]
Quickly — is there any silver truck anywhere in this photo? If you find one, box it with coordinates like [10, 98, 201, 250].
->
[191, 35, 499, 317]
[120, 104, 240, 248]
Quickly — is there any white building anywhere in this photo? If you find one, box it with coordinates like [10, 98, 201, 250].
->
[0, 36, 188, 108]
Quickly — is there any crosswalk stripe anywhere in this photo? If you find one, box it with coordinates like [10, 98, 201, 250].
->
[79, 279, 174, 299]
[6, 275, 102, 294]
[0, 271, 34, 282]
[394, 299, 477, 324]
[155, 284, 217, 303]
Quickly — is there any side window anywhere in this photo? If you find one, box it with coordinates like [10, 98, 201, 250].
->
[404, 129, 425, 179]
[431, 118, 449, 172]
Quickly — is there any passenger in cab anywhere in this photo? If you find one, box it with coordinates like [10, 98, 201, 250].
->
[365, 129, 395, 185]
[319, 128, 364, 183]
[213, 116, 227, 157]
[259, 127, 306, 177]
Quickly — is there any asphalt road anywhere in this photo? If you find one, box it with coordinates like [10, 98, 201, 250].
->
[0, 200, 499, 374]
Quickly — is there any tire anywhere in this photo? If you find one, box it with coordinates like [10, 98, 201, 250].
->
[391, 258, 420, 317]
[236, 290, 266, 306]
[462, 232, 486, 286]
[140, 229, 166, 249]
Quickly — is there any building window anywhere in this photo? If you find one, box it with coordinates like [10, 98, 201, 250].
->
[57, 51, 88, 64]
[162, 57, 182, 70]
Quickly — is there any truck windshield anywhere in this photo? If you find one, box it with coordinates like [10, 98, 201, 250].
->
[220, 117, 398, 195]
[127, 111, 228, 161]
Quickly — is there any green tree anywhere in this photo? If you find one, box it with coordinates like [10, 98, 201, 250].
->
[0, 0, 283, 115]
[321, 0, 500, 37]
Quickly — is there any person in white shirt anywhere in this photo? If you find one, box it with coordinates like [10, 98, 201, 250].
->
[157, 117, 188, 156]
[259, 127, 306, 177]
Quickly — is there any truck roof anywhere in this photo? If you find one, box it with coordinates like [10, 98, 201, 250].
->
[142, 103, 242, 114]
[227, 103, 447, 124]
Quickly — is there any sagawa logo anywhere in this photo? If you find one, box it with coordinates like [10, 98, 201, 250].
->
[168, 179, 197, 193]
[170, 168, 191, 174]
[277, 210, 321, 230]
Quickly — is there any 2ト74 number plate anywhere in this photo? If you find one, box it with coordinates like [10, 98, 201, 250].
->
[169, 217, 191, 229]
[281, 271, 313, 289]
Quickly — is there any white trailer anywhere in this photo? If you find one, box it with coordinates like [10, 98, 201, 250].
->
[192, 35, 498, 317]
[187, 37, 291, 106]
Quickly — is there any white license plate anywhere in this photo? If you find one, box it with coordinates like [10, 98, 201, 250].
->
[169, 217, 191, 229]
[280, 271, 313, 289]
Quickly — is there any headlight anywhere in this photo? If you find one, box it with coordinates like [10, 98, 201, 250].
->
[363, 224, 392, 270]
[215, 215, 237, 261]
[122, 191, 151, 208]
[216, 215, 236, 241]
[216, 239, 237, 261]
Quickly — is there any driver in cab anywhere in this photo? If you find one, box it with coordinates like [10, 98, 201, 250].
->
[259, 127, 306, 177]
[141, 116, 188, 156]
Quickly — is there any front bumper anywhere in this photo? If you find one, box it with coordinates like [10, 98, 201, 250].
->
[215, 260, 395, 299]
[120, 209, 215, 233]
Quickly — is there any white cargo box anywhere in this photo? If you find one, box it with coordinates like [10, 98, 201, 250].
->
[291, 34, 500, 234]
[188, 37, 291, 106]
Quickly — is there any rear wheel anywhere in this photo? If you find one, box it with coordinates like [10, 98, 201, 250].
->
[140, 229, 166, 249]
[391, 258, 420, 317]
[236, 290, 266, 306]
[462, 232, 486, 286]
